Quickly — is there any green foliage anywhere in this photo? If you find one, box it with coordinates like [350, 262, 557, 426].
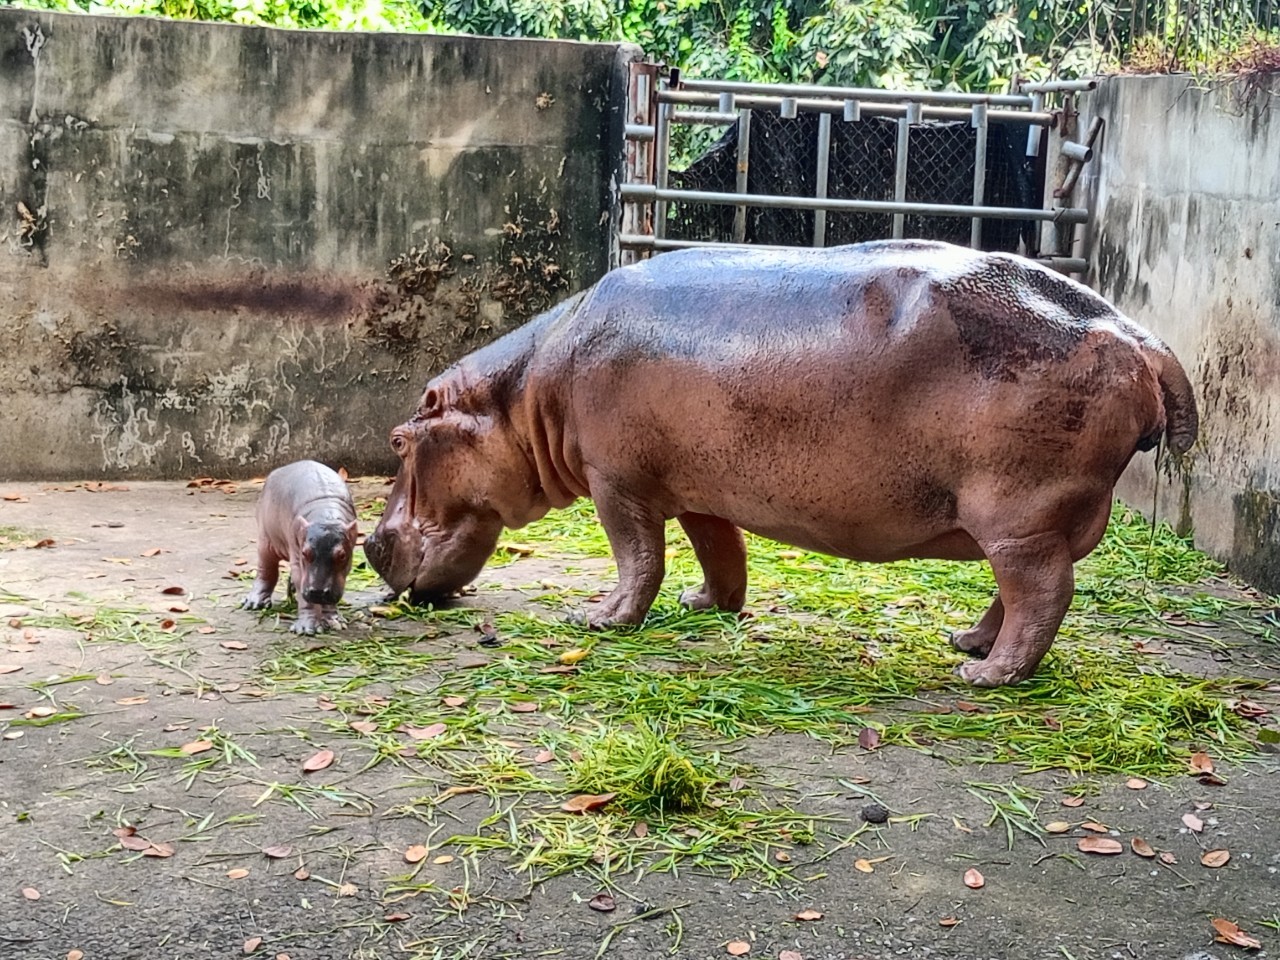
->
[9, 0, 1277, 90]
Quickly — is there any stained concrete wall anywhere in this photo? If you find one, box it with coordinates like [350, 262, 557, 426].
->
[1080, 74, 1280, 592]
[0, 9, 639, 479]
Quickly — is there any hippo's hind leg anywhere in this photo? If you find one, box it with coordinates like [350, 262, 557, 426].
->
[956, 533, 1073, 687]
[572, 479, 666, 629]
[677, 513, 748, 613]
[242, 542, 282, 610]
[951, 595, 1004, 657]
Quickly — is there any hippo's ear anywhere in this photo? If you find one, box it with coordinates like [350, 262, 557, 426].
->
[345, 520, 358, 543]
[418, 387, 446, 419]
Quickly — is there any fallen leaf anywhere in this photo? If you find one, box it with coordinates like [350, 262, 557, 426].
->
[509, 702, 539, 713]
[1182, 812, 1204, 833]
[963, 868, 984, 889]
[779, 953, 803, 960]
[159, 619, 176, 631]
[31, 538, 56, 549]
[794, 909, 823, 921]
[533, 749, 555, 763]
[561, 792, 616, 814]
[1061, 795, 1085, 808]
[180, 740, 213, 755]
[1159, 851, 1178, 865]
[95, 673, 113, 685]
[350, 720, 378, 735]
[2, 493, 28, 502]
[197, 626, 217, 635]
[633, 821, 649, 838]
[1201, 849, 1231, 868]
[227, 868, 250, 880]
[1212, 918, 1262, 950]
[22, 887, 40, 900]
[1077, 836, 1123, 855]
[116, 696, 149, 705]
[1131, 837, 1156, 858]
[143, 842, 175, 858]
[0, 665, 21, 675]
[1199, 772, 1228, 787]
[432, 855, 454, 865]
[294, 867, 310, 880]
[938, 917, 960, 928]
[588, 892, 616, 912]
[25, 706, 56, 718]
[337, 882, 358, 897]
[316, 698, 337, 711]
[244, 937, 262, 954]
[161, 585, 186, 596]
[476, 622, 500, 646]
[559, 647, 590, 665]
[3, 730, 24, 740]
[141, 547, 164, 557]
[854, 858, 874, 873]
[1125, 778, 1148, 790]
[1080, 821, 1109, 833]
[68, 951, 85, 960]
[405, 723, 446, 740]
[1194, 801, 1214, 811]
[118, 835, 151, 852]
[220, 640, 249, 651]
[727, 943, 751, 957]
[302, 749, 335, 772]
[404, 845, 428, 863]
[443, 695, 467, 707]
[1189, 751, 1214, 774]
[1044, 821, 1071, 834]
[857, 726, 881, 750]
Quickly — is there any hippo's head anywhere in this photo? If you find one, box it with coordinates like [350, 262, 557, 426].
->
[298, 518, 359, 606]
[364, 384, 531, 602]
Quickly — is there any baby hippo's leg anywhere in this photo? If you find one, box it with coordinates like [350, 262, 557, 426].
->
[242, 541, 282, 610]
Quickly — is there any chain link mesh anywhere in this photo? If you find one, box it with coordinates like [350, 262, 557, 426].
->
[665, 110, 1039, 253]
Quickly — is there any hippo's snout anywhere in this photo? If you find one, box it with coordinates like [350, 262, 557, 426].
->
[363, 530, 390, 578]
[303, 587, 342, 606]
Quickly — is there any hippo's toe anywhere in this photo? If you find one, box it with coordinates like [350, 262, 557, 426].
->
[241, 594, 272, 611]
[955, 659, 1026, 688]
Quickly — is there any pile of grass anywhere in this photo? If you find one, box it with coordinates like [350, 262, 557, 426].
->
[566, 722, 718, 816]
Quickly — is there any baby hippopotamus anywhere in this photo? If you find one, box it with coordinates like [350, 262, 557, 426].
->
[241, 459, 359, 635]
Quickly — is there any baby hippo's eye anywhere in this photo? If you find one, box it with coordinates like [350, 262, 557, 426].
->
[332, 545, 348, 563]
[390, 429, 410, 456]
[302, 544, 315, 562]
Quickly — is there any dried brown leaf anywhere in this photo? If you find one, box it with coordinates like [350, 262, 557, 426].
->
[1212, 918, 1262, 950]
[1201, 849, 1231, 868]
[727, 942, 751, 956]
[854, 858, 874, 873]
[633, 821, 649, 838]
[404, 844, 428, 863]
[443, 695, 467, 707]
[1182, 812, 1204, 833]
[963, 868, 984, 889]
[337, 882, 358, 897]
[349, 720, 378, 735]
[68, 950, 85, 960]
[0, 665, 22, 675]
[21, 887, 40, 900]
[561, 792, 617, 814]
[383, 911, 410, 922]
[302, 749, 335, 772]
[588, 893, 616, 912]
[1131, 837, 1156, 858]
[161, 585, 186, 596]
[1159, 851, 1178, 865]
[118, 835, 151, 852]
[1189, 751, 1214, 774]
[1125, 778, 1148, 790]
[220, 640, 249, 651]
[533, 749, 555, 764]
[180, 740, 213, 755]
[1060, 795, 1085, 808]
[938, 917, 960, 927]
[779, 953, 803, 960]
[1080, 821, 1109, 834]
[116, 696, 149, 705]
[294, 867, 310, 881]
[509, 702, 539, 713]
[794, 909, 823, 921]
[1077, 836, 1123, 855]
[243, 937, 262, 954]
[227, 868, 250, 880]
[432, 855, 454, 865]
[857, 726, 881, 750]
[261, 844, 291, 859]
[143, 842, 175, 858]
[1044, 821, 1071, 834]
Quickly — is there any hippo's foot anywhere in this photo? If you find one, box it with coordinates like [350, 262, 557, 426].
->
[291, 606, 346, 635]
[241, 589, 274, 611]
[954, 657, 1033, 688]
[949, 595, 1003, 657]
[566, 592, 647, 630]
[678, 583, 745, 613]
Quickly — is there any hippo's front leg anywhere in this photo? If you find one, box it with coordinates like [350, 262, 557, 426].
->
[241, 543, 282, 610]
[574, 483, 667, 629]
[292, 599, 345, 635]
[677, 513, 748, 612]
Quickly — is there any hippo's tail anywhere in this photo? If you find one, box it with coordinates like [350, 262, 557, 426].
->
[1144, 338, 1199, 456]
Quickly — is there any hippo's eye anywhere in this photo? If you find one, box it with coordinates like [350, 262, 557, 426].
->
[390, 431, 409, 456]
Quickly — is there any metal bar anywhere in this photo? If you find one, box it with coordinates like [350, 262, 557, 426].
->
[1060, 140, 1094, 163]
[657, 89, 1054, 126]
[1026, 92, 1045, 156]
[718, 91, 735, 114]
[732, 109, 752, 244]
[1020, 79, 1099, 93]
[970, 103, 988, 249]
[625, 123, 655, 142]
[780, 97, 799, 119]
[677, 77, 1034, 108]
[843, 98, 861, 122]
[671, 111, 738, 126]
[617, 234, 1090, 271]
[653, 97, 672, 241]
[892, 105, 918, 239]
[813, 112, 832, 248]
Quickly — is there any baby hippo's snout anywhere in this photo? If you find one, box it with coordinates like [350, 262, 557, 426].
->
[302, 584, 343, 607]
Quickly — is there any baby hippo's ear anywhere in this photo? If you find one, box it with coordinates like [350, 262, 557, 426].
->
[295, 516, 313, 557]
[345, 520, 359, 544]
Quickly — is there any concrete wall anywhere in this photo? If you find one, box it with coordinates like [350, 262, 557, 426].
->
[1080, 74, 1280, 592]
[0, 9, 639, 479]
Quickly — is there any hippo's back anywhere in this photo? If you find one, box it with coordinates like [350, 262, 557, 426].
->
[261, 460, 352, 512]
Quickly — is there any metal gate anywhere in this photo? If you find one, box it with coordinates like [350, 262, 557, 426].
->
[619, 66, 1102, 274]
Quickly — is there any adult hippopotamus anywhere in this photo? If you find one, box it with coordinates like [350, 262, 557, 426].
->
[242, 459, 359, 634]
[363, 240, 1197, 687]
